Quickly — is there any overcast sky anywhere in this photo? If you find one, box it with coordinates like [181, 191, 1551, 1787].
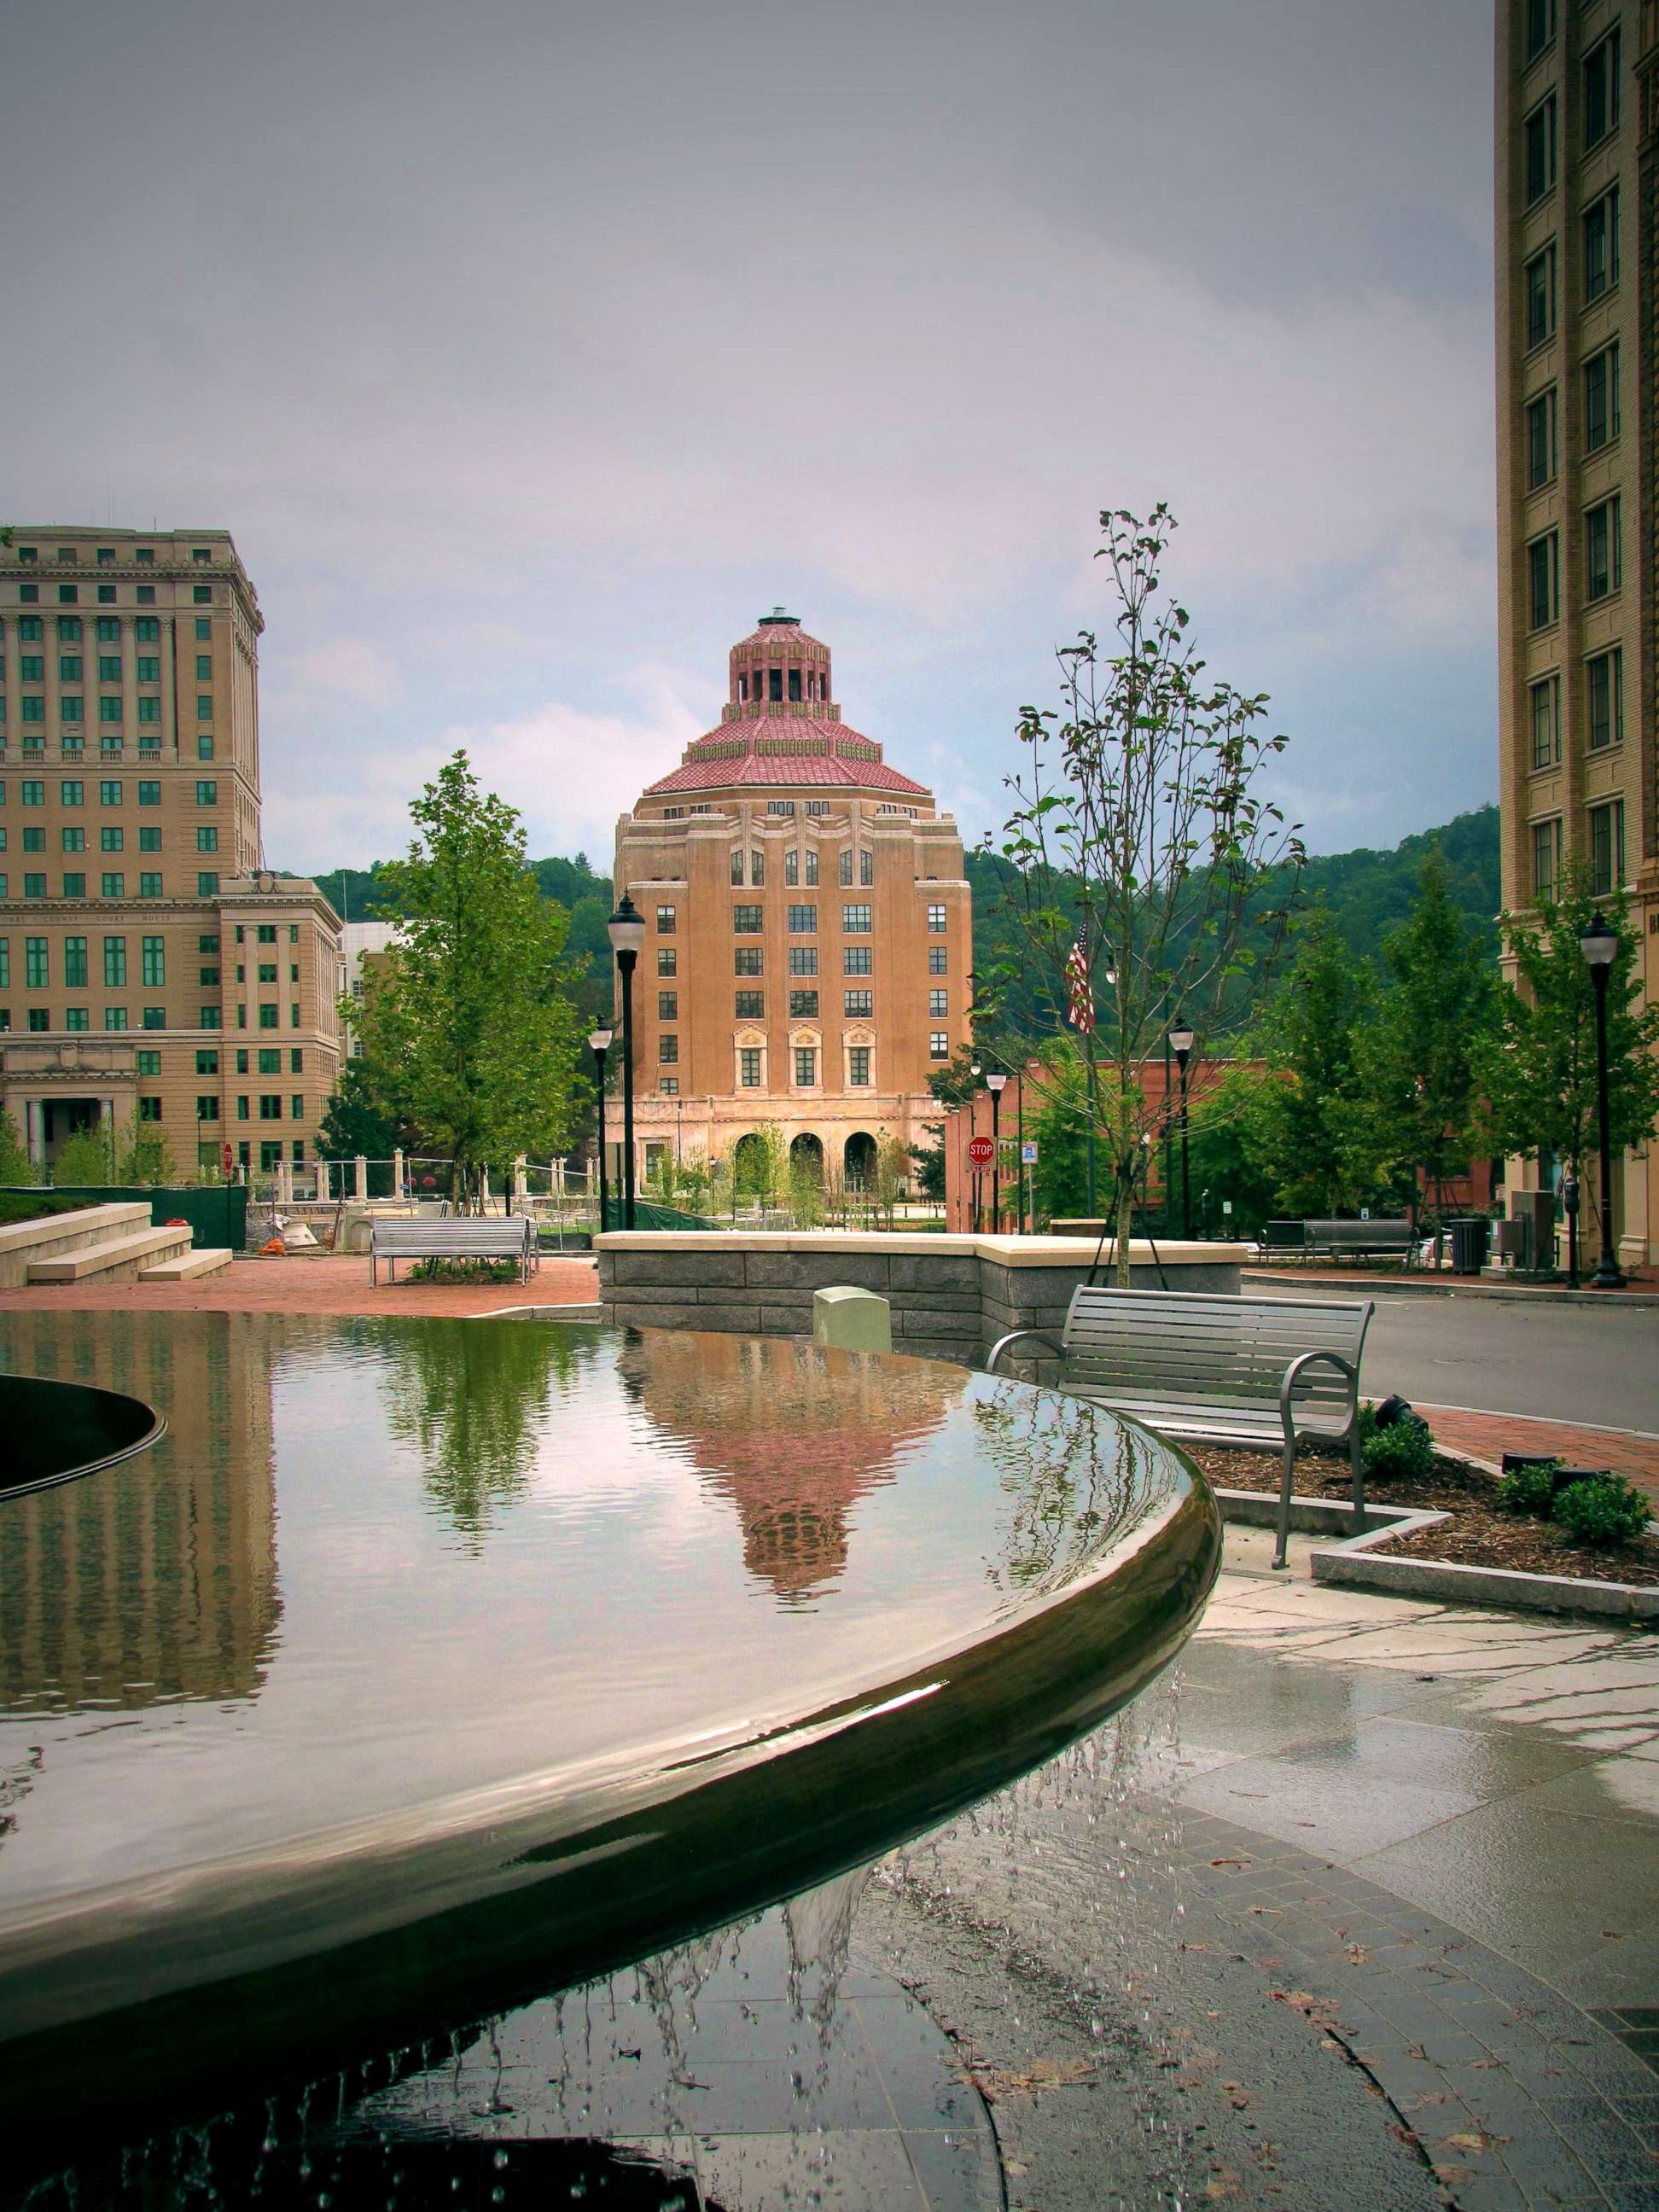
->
[4, 0, 1496, 878]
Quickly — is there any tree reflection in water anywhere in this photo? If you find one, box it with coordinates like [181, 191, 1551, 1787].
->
[378, 1320, 595, 1545]
[974, 1381, 1168, 1598]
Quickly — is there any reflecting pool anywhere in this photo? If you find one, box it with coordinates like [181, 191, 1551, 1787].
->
[0, 1312, 1219, 2176]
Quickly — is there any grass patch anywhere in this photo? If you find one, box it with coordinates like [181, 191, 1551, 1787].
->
[0, 1192, 107, 1230]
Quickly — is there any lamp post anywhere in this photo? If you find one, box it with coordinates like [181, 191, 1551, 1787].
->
[1562, 1172, 1580, 1291]
[607, 894, 647, 1229]
[587, 1023, 613, 1231]
[1580, 911, 1626, 1289]
[1168, 1020, 1195, 1237]
[1015, 1064, 1027, 1235]
[987, 1071, 1008, 1231]
[969, 1059, 983, 1232]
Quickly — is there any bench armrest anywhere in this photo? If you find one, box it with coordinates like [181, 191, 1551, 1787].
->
[986, 1329, 1067, 1375]
[1277, 1348, 1359, 1430]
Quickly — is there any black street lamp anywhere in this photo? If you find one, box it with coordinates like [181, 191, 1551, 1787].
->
[1015, 1064, 1027, 1235]
[1580, 911, 1626, 1289]
[587, 1023, 612, 1232]
[987, 1070, 1008, 1232]
[1168, 1019, 1195, 1237]
[1562, 1172, 1580, 1290]
[607, 894, 647, 1230]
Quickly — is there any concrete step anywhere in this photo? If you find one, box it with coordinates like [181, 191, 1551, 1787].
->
[138, 1246, 233, 1284]
[0, 1202, 154, 1289]
[28, 1225, 192, 1284]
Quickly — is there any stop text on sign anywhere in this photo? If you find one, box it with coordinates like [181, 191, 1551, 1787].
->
[967, 1136, 995, 1165]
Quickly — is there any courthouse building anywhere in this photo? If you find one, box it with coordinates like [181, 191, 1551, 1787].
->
[1497, 0, 1658, 1265]
[613, 609, 971, 1188]
[0, 528, 341, 1175]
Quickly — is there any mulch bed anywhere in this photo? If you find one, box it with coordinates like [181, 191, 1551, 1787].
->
[1185, 1442, 1659, 1590]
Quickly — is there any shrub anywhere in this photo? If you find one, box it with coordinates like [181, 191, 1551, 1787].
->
[1358, 1402, 1437, 1481]
[1552, 1474, 1651, 1550]
[408, 1257, 520, 1286]
[1496, 1459, 1568, 1518]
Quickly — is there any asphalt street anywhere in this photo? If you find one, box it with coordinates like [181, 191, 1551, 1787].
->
[1265, 1284, 1659, 1434]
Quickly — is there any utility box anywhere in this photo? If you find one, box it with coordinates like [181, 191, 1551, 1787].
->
[812, 1285, 893, 1355]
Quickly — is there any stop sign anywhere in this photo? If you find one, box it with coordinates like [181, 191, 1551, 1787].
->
[967, 1136, 995, 1166]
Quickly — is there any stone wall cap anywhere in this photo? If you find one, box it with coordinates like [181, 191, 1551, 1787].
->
[595, 1230, 1250, 1266]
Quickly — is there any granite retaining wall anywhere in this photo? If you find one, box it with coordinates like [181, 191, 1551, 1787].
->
[595, 1232, 1245, 1367]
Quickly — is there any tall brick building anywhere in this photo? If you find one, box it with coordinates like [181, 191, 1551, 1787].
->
[1496, 0, 1658, 1265]
[613, 609, 972, 1189]
[0, 528, 341, 1176]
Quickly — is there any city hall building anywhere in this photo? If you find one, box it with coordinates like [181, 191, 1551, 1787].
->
[613, 609, 972, 1190]
[0, 528, 341, 1175]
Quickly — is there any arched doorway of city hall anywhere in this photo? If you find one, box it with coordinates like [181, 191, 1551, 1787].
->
[844, 1131, 877, 1190]
[789, 1132, 824, 1181]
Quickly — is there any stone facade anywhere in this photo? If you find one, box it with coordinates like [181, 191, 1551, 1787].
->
[1497, 3, 1659, 1264]
[0, 528, 342, 1174]
[595, 1231, 1247, 1369]
[612, 609, 971, 1192]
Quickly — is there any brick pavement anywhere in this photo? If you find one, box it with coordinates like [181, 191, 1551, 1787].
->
[1423, 1404, 1659, 1502]
[0, 1250, 601, 1318]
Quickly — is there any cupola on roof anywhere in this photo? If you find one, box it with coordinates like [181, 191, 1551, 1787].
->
[643, 609, 931, 800]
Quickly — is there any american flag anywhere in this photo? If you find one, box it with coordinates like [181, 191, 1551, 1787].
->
[1065, 938, 1094, 1034]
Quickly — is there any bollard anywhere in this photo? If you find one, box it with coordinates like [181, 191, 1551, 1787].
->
[812, 1285, 893, 1354]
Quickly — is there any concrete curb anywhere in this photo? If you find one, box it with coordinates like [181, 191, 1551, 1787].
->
[1214, 1484, 1659, 1621]
[1242, 1266, 1659, 1309]
[488, 1302, 606, 1324]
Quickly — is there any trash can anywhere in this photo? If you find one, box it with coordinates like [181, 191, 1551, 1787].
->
[1448, 1217, 1489, 1274]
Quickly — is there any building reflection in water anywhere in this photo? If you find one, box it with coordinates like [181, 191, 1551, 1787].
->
[619, 1333, 964, 1605]
[0, 1312, 280, 1714]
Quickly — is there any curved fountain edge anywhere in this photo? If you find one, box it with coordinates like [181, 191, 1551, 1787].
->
[0, 1444, 1220, 2159]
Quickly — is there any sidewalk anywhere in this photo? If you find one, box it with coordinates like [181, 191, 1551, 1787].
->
[0, 1250, 602, 1317]
[1420, 1403, 1659, 1498]
[1245, 1263, 1659, 1307]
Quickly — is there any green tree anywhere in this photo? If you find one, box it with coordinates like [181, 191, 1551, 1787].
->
[978, 504, 1304, 1282]
[733, 1122, 787, 1208]
[1480, 868, 1659, 1243]
[319, 1059, 409, 1198]
[1356, 847, 1494, 1243]
[116, 1120, 177, 1186]
[1254, 907, 1394, 1216]
[0, 1108, 33, 1185]
[1181, 1068, 1281, 1237]
[344, 753, 585, 1209]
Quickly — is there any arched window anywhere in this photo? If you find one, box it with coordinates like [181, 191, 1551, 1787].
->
[859, 849, 873, 886]
[837, 849, 853, 887]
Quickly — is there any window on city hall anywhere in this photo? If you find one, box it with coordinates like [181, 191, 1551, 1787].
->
[734, 946, 762, 975]
[659, 1035, 678, 1063]
[845, 944, 872, 975]
[656, 904, 676, 933]
[928, 945, 947, 975]
[732, 904, 762, 933]
[739, 1049, 762, 1087]
[731, 848, 744, 885]
[787, 904, 816, 934]
[842, 904, 871, 933]
[789, 990, 818, 1019]
[930, 1031, 949, 1060]
[929, 989, 948, 1018]
[658, 992, 677, 1020]
[794, 1048, 817, 1087]
[735, 990, 764, 1019]
[926, 903, 947, 931]
[847, 1047, 871, 1087]
[658, 946, 677, 976]
[844, 990, 872, 1018]
[788, 946, 817, 975]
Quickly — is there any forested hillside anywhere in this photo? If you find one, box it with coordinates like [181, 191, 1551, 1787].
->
[302, 805, 1500, 1032]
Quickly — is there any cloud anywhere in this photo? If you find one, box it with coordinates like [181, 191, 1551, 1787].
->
[262, 666, 706, 875]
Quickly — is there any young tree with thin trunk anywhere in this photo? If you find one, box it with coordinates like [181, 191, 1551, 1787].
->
[345, 753, 585, 1210]
[977, 505, 1304, 1282]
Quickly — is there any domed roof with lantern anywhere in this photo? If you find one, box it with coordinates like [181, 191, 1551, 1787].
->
[643, 608, 931, 801]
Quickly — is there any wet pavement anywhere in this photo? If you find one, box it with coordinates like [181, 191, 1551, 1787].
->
[853, 1528, 1659, 2209]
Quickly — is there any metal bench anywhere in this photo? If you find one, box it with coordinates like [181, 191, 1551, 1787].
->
[987, 1285, 1373, 1571]
[370, 1215, 536, 1286]
[1302, 1218, 1413, 1262]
